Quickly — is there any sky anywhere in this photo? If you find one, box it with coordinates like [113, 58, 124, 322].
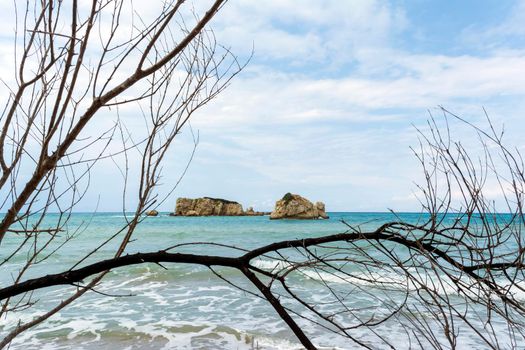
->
[2, 1, 525, 212]
[163, 0, 525, 212]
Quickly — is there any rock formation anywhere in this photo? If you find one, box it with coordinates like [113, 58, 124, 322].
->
[145, 210, 159, 216]
[173, 197, 244, 216]
[244, 207, 269, 216]
[270, 193, 328, 220]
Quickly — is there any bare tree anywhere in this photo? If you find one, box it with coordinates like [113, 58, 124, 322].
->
[0, 0, 245, 347]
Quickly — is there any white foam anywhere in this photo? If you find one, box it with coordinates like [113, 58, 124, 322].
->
[252, 259, 292, 271]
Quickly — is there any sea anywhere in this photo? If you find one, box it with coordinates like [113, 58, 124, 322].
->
[0, 212, 521, 349]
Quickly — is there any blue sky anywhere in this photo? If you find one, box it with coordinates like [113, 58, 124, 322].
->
[2, 0, 525, 212]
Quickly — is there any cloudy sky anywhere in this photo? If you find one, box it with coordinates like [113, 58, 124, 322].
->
[156, 0, 525, 212]
[3, 0, 525, 212]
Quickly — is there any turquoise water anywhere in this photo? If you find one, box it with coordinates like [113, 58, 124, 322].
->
[0, 212, 520, 349]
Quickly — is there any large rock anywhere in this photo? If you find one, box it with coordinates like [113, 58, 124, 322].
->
[145, 210, 159, 216]
[245, 207, 266, 216]
[270, 193, 328, 220]
[174, 197, 244, 216]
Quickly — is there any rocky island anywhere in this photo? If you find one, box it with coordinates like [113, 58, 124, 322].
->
[172, 197, 268, 216]
[270, 193, 328, 220]
[170, 194, 327, 219]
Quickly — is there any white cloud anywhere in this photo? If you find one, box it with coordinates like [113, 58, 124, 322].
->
[189, 49, 525, 132]
[209, 0, 408, 66]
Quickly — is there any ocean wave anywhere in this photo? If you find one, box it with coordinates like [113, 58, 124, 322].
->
[251, 259, 525, 302]
[252, 259, 292, 271]
[4, 317, 309, 350]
